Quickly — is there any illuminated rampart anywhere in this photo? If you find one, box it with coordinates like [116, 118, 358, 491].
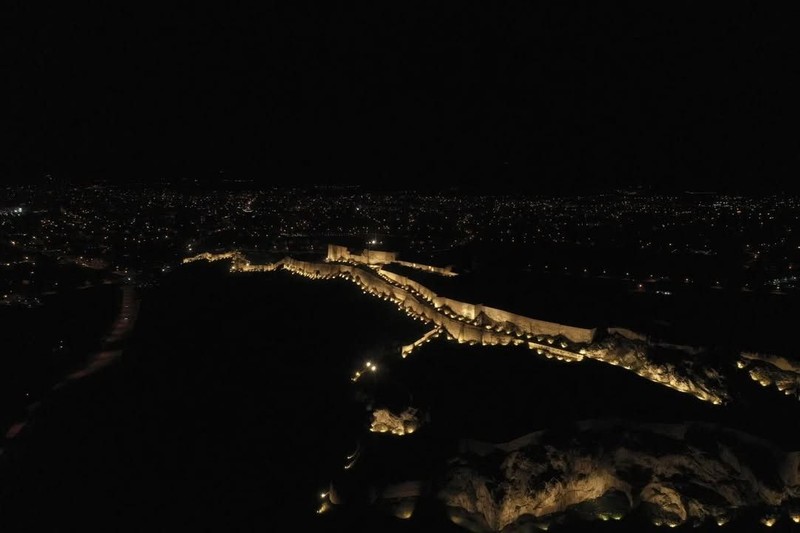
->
[326, 244, 456, 276]
[181, 250, 729, 404]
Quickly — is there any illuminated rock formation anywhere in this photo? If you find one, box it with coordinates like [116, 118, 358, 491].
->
[738, 352, 800, 399]
[584, 335, 728, 405]
[440, 422, 800, 531]
[369, 408, 422, 436]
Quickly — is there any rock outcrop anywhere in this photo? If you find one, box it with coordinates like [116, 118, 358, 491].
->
[370, 408, 422, 436]
[441, 421, 800, 531]
[739, 351, 800, 400]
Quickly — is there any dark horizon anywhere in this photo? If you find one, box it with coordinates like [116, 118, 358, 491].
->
[8, 173, 800, 197]
[6, 3, 800, 192]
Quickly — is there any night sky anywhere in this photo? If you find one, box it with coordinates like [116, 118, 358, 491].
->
[6, 2, 799, 191]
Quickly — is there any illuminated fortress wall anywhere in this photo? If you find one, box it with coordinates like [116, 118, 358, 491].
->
[327, 244, 455, 276]
[348, 264, 591, 347]
[364, 249, 398, 265]
[395, 260, 456, 277]
[225, 255, 593, 347]
[379, 270, 439, 302]
[376, 267, 595, 343]
[325, 244, 351, 262]
[182, 251, 244, 264]
[182, 251, 730, 405]
[325, 245, 592, 342]
[608, 327, 648, 342]
[326, 244, 397, 265]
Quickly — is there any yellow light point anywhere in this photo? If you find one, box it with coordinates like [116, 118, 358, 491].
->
[396, 508, 414, 520]
[320, 492, 327, 499]
[760, 517, 776, 527]
[317, 502, 329, 514]
[791, 514, 800, 523]
[716, 517, 728, 526]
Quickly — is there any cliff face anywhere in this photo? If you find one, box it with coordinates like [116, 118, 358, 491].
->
[441, 422, 800, 531]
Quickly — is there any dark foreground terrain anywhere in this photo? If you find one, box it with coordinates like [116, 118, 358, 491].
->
[0, 263, 798, 531]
